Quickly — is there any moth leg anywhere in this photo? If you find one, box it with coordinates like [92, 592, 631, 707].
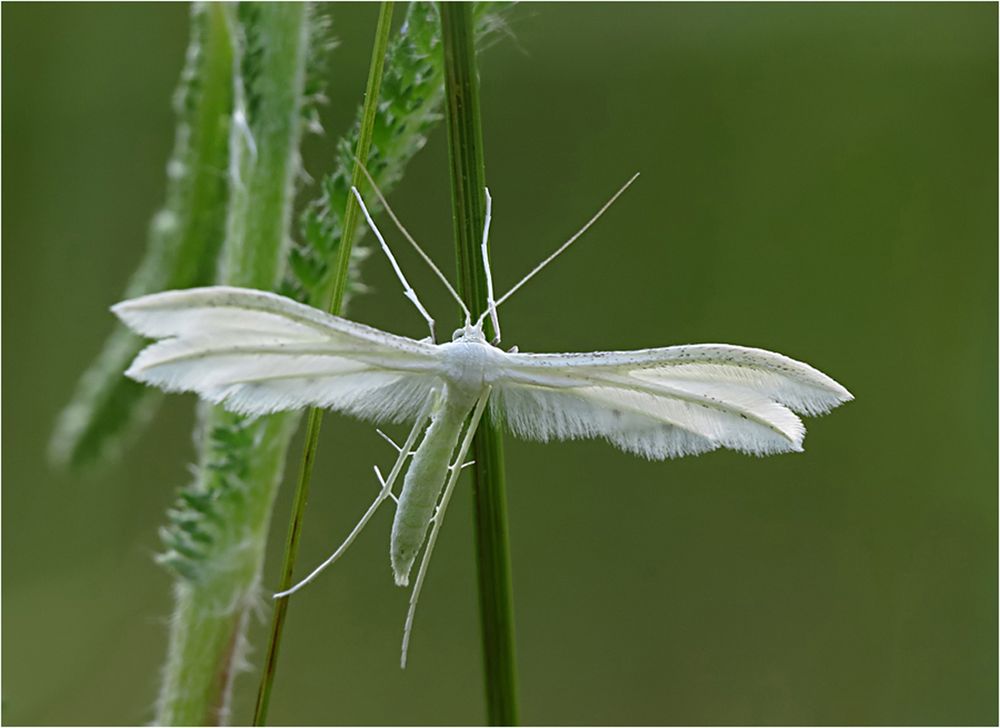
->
[352, 186, 437, 342]
[352, 156, 473, 327]
[400, 388, 492, 668]
[427, 461, 474, 525]
[273, 444, 411, 599]
[373, 465, 399, 505]
[274, 392, 438, 599]
[376, 428, 417, 457]
[480, 187, 502, 345]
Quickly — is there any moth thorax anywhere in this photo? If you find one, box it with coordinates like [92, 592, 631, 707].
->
[440, 339, 499, 397]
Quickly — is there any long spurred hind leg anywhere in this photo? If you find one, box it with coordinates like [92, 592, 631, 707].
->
[351, 186, 438, 341]
[274, 391, 439, 598]
[373, 466, 399, 504]
[400, 389, 491, 668]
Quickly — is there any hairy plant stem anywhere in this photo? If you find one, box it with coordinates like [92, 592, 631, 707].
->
[51, 2, 234, 470]
[441, 4, 520, 724]
[252, 4, 395, 725]
[155, 5, 312, 725]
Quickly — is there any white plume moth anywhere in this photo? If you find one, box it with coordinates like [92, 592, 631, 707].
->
[113, 173, 852, 667]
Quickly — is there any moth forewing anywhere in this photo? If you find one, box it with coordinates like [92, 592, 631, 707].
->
[112, 286, 445, 421]
[489, 343, 852, 460]
[500, 343, 852, 417]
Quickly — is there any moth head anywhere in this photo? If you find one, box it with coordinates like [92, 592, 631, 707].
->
[452, 322, 487, 343]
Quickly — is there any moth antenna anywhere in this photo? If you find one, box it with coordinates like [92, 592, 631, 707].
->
[353, 158, 472, 325]
[480, 188, 502, 344]
[274, 396, 435, 599]
[352, 187, 438, 341]
[401, 390, 491, 668]
[491, 172, 640, 310]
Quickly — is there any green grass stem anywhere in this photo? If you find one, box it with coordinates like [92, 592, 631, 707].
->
[441, 4, 520, 724]
[252, 5, 395, 725]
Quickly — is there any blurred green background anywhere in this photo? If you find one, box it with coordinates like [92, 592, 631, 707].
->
[3, 3, 996, 725]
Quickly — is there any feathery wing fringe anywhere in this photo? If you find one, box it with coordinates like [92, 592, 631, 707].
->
[493, 344, 852, 459]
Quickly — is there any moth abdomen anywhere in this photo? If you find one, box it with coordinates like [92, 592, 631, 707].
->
[390, 385, 474, 586]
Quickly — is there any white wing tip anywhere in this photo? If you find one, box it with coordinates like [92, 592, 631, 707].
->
[806, 379, 854, 416]
[110, 297, 145, 330]
[122, 362, 144, 382]
[110, 288, 189, 317]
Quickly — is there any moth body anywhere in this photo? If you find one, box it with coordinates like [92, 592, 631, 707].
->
[391, 384, 476, 585]
[438, 328, 506, 393]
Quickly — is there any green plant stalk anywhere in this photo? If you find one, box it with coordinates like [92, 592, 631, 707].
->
[441, 4, 520, 724]
[317, 6, 394, 316]
[252, 4, 395, 725]
[50, 2, 234, 470]
[157, 414, 295, 725]
[156, 5, 312, 725]
[289, 2, 514, 309]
